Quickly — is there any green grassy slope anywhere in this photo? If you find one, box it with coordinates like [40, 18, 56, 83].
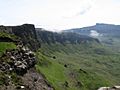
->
[36, 43, 120, 90]
[0, 32, 17, 56]
[0, 42, 16, 56]
[0, 32, 18, 40]
[0, 33, 17, 85]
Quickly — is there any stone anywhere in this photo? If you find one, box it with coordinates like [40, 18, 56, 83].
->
[17, 63, 27, 69]
[112, 86, 120, 89]
[15, 61, 22, 66]
[98, 87, 110, 90]
[20, 86, 25, 89]
[98, 86, 120, 90]
[9, 68, 13, 71]
[10, 56, 15, 60]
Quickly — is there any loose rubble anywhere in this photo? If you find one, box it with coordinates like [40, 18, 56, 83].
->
[0, 43, 36, 75]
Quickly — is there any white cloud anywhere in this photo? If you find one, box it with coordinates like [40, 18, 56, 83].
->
[90, 30, 101, 37]
[0, 0, 120, 30]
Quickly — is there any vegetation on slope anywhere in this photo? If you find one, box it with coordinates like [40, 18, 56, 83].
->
[0, 32, 18, 40]
[0, 32, 17, 56]
[36, 43, 120, 90]
[0, 42, 16, 56]
[0, 32, 17, 86]
[0, 31, 53, 90]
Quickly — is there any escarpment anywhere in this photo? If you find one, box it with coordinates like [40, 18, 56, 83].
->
[0, 26, 54, 90]
[0, 24, 40, 51]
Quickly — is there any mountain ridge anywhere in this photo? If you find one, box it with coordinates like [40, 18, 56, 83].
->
[36, 28, 100, 44]
[64, 23, 120, 46]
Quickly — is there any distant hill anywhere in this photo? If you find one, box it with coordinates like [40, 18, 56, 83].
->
[64, 23, 120, 37]
[36, 28, 100, 44]
[64, 23, 120, 46]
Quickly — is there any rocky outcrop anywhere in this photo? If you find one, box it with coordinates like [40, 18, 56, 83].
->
[0, 40, 54, 90]
[0, 44, 36, 75]
[0, 26, 54, 90]
[0, 24, 40, 51]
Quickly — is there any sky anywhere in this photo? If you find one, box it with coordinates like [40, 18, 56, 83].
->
[0, 0, 120, 31]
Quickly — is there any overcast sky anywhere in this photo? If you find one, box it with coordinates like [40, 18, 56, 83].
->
[0, 0, 120, 31]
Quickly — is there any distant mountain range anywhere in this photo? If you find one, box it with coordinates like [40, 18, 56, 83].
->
[64, 23, 120, 45]
[36, 28, 99, 44]
[64, 23, 120, 37]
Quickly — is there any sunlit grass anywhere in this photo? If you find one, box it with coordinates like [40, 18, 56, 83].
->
[0, 42, 16, 56]
[36, 43, 120, 90]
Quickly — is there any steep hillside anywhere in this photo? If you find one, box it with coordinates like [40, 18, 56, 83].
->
[36, 43, 120, 90]
[36, 28, 99, 44]
[0, 29, 53, 90]
[35, 29, 120, 90]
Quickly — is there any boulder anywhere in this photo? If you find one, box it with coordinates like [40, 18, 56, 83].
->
[98, 86, 120, 90]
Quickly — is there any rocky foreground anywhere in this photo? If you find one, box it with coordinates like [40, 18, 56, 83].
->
[0, 42, 53, 90]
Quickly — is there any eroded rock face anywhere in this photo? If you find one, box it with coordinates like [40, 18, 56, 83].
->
[0, 24, 40, 51]
[0, 25, 53, 90]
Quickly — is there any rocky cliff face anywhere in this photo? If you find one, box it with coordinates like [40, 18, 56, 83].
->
[0, 48, 53, 90]
[0, 25, 53, 90]
[0, 24, 40, 51]
[0, 35, 53, 90]
[36, 28, 100, 44]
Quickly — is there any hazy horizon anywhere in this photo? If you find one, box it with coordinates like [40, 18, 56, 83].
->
[0, 0, 120, 31]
